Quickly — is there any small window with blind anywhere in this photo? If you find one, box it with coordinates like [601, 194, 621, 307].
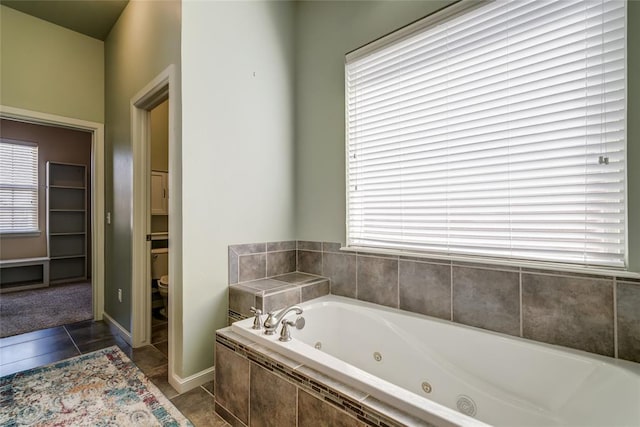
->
[0, 139, 39, 234]
[346, 0, 626, 268]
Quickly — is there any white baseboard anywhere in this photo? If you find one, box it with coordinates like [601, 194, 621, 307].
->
[103, 312, 132, 346]
[169, 366, 215, 394]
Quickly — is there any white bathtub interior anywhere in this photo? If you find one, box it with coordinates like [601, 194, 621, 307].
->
[231, 295, 640, 427]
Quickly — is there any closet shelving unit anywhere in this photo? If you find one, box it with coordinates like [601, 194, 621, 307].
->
[46, 162, 87, 284]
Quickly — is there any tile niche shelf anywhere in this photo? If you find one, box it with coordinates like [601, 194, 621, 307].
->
[47, 162, 87, 284]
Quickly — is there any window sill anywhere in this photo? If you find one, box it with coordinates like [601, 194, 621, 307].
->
[341, 246, 640, 280]
[0, 231, 41, 238]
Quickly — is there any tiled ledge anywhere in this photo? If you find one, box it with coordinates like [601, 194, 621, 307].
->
[228, 240, 640, 364]
[229, 272, 329, 324]
[215, 328, 430, 427]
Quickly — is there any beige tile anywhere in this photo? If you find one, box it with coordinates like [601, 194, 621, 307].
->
[298, 389, 364, 427]
[297, 241, 322, 251]
[522, 273, 614, 356]
[452, 266, 520, 336]
[616, 281, 640, 362]
[171, 387, 227, 427]
[298, 250, 322, 275]
[215, 402, 244, 427]
[399, 260, 451, 320]
[154, 340, 168, 357]
[267, 241, 296, 252]
[242, 279, 293, 292]
[152, 323, 168, 344]
[238, 254, 266, 282]
[215, 344, 250, 424]
[230, 243, 266, 255]
[147, 364, 178, 399]
[356, 256, 398, 308]
[228, 247, 239, 284]
[301, 279, 330, 302]
[229, 285, 258, 317]
[271, 272, 320, 284]
[266, 251, 296, 277]
[250, 364, 296, 427]
[257, 288, 301, 314]
[322, 242, 343, 253]
[131, 345, 168, 375]
[323, 252, 356, 298]
[202, 380, 215, 396]
[295, 366, 368, 402]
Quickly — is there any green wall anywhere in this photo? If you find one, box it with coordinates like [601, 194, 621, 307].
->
[181, 0, 296, 376]
[294, 0, 639, 272]
[294, 0, 455, 244]
[103, 0, 181, 332]
[0, 5, 104, 123]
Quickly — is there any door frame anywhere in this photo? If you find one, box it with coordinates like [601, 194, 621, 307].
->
[130, 65, 177, 379]
[0, 105, 106, 320]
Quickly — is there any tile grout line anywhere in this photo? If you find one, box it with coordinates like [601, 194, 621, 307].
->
[237, 251, 240, 285]
[63, 325, 81, 355]
[355, 254, 359, 300]
[396, 258, 400, 309]
[450, 263, 454, 322]
[519, 268, 524, 338]
[321, 244, 324, 279]
[248, 362, 252, 427]
[200, 383, 214, 398]
[613, 278, 618, 359]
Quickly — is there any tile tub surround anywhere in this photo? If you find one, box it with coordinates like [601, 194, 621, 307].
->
[228, 241, 296, 285]
[229, 241, 640, 363]
[228, 273, 330, 323]
[215, 328, 429, 427]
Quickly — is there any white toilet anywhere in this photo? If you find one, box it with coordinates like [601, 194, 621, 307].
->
[151, 248, 169, 318]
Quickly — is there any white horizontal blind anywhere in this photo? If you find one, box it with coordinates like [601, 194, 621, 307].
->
[346, 0, 626, 268]
[0, 140, 39, 233]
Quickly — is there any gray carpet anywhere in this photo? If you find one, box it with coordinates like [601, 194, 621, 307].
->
[0, 282, 92, 338]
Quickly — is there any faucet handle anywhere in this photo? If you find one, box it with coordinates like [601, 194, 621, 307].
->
[249, 307, 262, 330]
[279, 319, 295, 342]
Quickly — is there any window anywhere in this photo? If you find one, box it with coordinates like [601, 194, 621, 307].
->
[0, 139, 39, 233]
[346, 0, 626, 268]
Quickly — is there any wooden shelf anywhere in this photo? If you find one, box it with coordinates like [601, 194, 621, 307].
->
[49, 185, 85, 190]
[50, 232, 86, 236]
[47, 162, 87, 283]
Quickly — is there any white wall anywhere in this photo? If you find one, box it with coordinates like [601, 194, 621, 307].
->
[181, 0, 296, 376]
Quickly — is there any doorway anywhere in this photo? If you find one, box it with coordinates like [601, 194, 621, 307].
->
[130, 64, 178, 390]
[149, 99, 169, 357]
[0, 105, 106, 326]
[0, 120, 94, 337]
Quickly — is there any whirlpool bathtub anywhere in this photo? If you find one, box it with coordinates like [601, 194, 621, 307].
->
[230, 295, 640, 426]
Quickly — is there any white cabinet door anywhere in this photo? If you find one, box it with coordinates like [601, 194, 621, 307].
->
[151, 171, 168, 215]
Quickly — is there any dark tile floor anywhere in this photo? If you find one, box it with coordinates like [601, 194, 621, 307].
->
[0, 311, 228, 427]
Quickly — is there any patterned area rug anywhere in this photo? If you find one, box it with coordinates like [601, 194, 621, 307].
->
[0, 346, 192, 426]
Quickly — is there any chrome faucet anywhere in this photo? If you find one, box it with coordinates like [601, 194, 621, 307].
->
[263, 305, 303, 335]
[249, 307, 262, 330]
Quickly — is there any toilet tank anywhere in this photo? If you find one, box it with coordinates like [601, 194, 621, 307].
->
[151, 248, 168, 279]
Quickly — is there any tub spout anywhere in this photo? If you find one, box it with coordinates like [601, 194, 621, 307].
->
[263, 305, 303, 335]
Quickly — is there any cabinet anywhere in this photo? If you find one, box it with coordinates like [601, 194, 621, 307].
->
[151, 171, 168, 215]
[47, 162, 87, 284]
